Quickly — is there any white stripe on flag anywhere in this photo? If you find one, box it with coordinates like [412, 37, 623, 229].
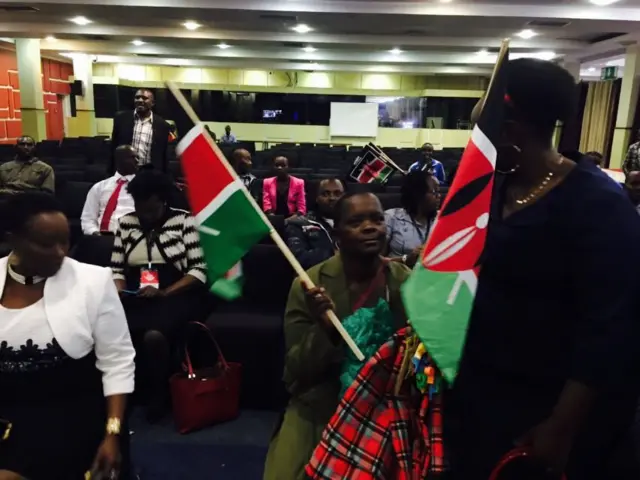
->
[471, 125, 497, 168]
[175, 123, 207, 157]
[195, 180, 242, 226]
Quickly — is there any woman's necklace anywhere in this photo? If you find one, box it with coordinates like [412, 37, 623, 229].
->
[514, 157, 564, 206]
[7, 262, 45, 285]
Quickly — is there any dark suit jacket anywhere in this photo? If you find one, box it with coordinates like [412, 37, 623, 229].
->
[110, 110, 170, 172]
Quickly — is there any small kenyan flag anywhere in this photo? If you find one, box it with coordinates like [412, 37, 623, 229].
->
[176, 124, 271, 299]
[348, 144, 398, 185]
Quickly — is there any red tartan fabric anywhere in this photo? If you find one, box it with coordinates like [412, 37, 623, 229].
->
[306, 328, 445, 479]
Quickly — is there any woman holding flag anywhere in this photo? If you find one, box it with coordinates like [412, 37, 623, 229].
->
[264, 192, 410, 480]
[445, 58, 640, 479]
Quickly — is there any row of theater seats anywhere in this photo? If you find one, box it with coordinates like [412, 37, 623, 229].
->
[68, 176, 452, 411]
[71, 232, 292, 410]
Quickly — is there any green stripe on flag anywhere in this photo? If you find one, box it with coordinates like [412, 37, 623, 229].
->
[197, 189, 270, 281]
[401, 263, 475, 383]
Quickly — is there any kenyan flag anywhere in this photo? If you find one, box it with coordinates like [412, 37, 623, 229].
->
[349, 144, 397, 185]
[176, 125, 270, 296]
[402, 44, 509, 383]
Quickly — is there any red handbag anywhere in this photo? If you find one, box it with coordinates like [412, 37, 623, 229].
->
[169, 321, 242, 434]
[490, 448, 567, 480]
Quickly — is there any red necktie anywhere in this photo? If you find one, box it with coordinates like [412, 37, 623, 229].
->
[100, 178, 127, 232]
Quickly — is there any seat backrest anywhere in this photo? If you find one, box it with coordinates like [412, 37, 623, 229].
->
[70, 234, 115, 267]
[57, 181, 93, 219]
[376, 193, 402, 210]
[241, 244, 294, 310]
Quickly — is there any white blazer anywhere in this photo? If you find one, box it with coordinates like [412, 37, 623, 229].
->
[0, 256, 136, 397]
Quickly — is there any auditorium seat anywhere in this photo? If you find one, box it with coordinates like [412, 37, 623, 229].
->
[57, 181, 93, 245]
[206, 244, 293, 410]
[377, 193, 402, 210]
[70, 234, 115, 267]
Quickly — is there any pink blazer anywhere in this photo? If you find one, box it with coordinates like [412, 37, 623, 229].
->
[262, 176, 307, 216]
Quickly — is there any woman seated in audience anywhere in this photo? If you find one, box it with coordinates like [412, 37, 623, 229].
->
[384, 169, 440, 268]
[262, 155, 306, 218]
[263, 191, 410, 480]
[111, 170, 208, 422]
[0, 191, 135, 480]
[446, 58, 640, 480]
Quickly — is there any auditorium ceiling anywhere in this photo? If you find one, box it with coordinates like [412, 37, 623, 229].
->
[0, 0, 639, 76]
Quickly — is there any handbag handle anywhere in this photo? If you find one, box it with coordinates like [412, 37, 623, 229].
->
[489, 448, 567, 480]
[183, 321, 230, 378]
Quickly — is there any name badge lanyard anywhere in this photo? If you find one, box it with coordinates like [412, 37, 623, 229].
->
[146, 231, 158, 270]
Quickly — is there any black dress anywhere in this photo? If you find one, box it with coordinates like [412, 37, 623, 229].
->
[0, 339, 106, 479]
[444, 161, 640, 479]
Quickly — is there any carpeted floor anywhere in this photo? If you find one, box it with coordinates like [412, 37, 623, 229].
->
[129, 409, 278, 480]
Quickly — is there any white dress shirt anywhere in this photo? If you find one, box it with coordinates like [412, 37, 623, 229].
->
[81, 173, 136, 235]
[132, 111, 154, 165]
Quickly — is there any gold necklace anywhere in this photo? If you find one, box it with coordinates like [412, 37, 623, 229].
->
[514, 157, 564, 205]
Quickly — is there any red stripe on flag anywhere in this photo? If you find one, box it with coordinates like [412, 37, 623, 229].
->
[421, 130, 495, 272]
[178, 132, 235, 216]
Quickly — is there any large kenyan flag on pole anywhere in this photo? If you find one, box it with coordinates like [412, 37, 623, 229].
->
[176, 124, 271, 296]
[401, 41, 509, 383]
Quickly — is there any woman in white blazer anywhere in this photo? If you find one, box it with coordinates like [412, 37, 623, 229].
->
[0, 192, 135, 480]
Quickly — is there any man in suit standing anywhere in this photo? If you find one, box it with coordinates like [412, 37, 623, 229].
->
[111, 89, 170, 172]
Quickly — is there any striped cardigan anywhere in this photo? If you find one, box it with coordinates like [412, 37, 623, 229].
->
[111, 208, 207, 284]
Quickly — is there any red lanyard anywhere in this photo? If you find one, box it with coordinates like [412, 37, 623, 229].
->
[351, 267, 386, 312]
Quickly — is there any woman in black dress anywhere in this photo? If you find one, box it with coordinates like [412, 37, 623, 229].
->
[0, 191, 135, 480]
[111, 170, 208, 421]
[445, 59, 640, 479]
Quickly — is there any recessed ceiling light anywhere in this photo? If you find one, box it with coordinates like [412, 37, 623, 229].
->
[309, 62, 319, 68]
[589, 0, 621, 5]
[45, 35, 58, 42]
[217, 43, 231, 49]
[70, 16, 92, 26]
[303, 46, 316, 53]
[588, 67, 597, 72]
[476, 49, 489, 56]
[131, 39, 145, 46]
[536, 51, 556, 61]
[439, 0, 454, 3]
[516, 29, 537, 39]
[183, 21, 201, 31]
[292, 24, 312, 34]
[389, 48, 403, 55]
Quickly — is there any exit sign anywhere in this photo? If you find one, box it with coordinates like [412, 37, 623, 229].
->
[601, 66, 619, 81]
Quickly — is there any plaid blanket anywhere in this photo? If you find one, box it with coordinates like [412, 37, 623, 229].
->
[306, 328, 445, 479]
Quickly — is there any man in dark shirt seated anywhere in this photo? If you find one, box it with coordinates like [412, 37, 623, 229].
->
[285, 178, 344, 270]
[0, 136, 54, 193]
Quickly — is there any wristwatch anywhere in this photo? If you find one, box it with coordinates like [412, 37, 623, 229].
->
[106, 417, 121, 436]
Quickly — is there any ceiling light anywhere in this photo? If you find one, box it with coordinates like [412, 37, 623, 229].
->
[292, 24, 312, 34]
[309, 62, 319, 68]
[183, 21, 201, 31]
[589, 0, 621, 5]
[389, 48, 403, 55]
[217, 43, 231, 49]
[131, 39, 145, 46]
[45, 35, 58, 42]
[70, 16, 92, 26]
[516, 29, 537, 39]
[476, 49, 489, 56]
[303, 46, 316, 53]
[439, 0, 454, 3]
[588, 67, 597, 72]
[536, 51, 556, 61]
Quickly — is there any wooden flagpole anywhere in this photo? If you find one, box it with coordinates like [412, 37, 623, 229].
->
[166, 81, 365, 362]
